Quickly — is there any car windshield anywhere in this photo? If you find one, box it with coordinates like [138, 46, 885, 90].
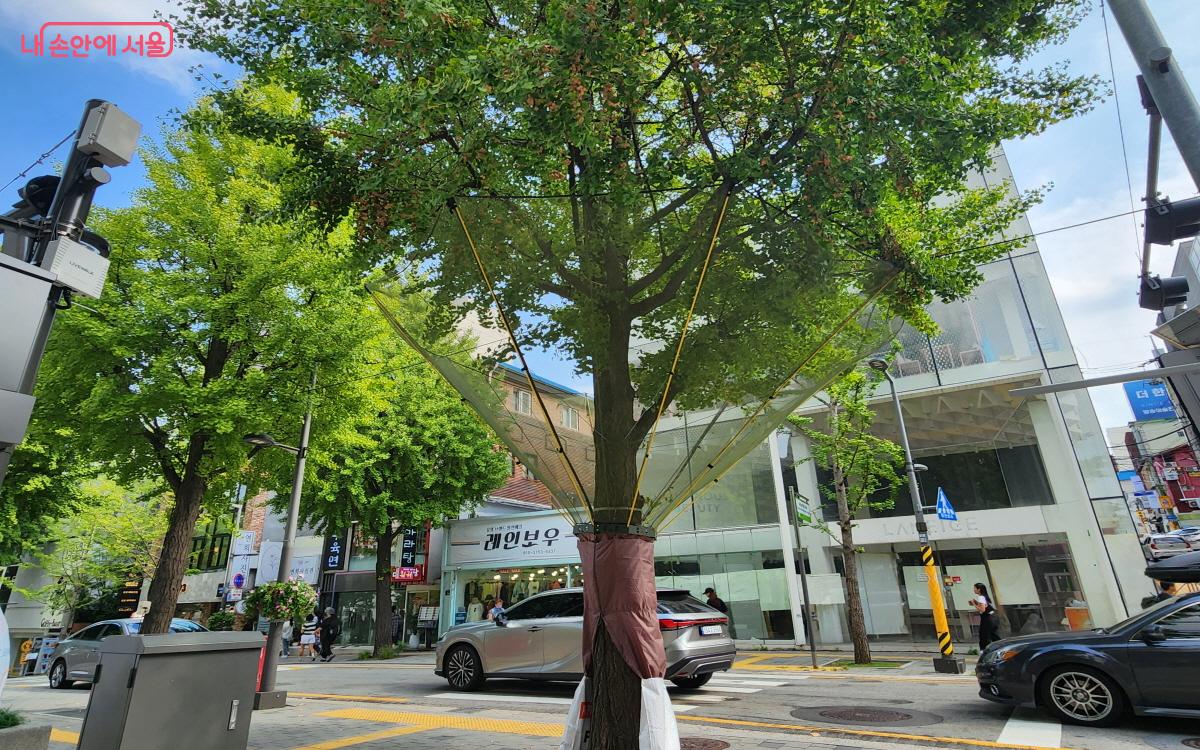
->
[1097, 594, 1183, 633]
[655, 591, 716, 615]
[124, 620, 204, 634]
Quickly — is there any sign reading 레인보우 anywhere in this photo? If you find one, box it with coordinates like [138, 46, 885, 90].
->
[448, 514, 575, 566]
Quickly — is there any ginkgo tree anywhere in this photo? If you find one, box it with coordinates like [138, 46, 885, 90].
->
[178, 0, 1100, 744]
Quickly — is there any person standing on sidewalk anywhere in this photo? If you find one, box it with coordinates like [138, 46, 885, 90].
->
[299, 611, 319, 661]
[319, 606, 340, 662]
[973, 582, 1001, 650]
[280, 618, 294, 658]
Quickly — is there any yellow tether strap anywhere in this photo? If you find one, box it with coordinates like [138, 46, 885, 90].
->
[449, 201, 594, 519]
[626, 190, 731, 525]
[652, 272, 899, 530]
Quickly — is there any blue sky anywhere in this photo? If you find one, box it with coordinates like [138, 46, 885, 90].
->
[2, 0, 1199, 434]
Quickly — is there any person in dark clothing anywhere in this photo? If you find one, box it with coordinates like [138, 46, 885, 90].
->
[973, 582, 1001, 650]
[318, 607, 339, 662]
[1142, 581, 1178, 609]
[390, 606, 403, 645]
[703, 587, 728, 613]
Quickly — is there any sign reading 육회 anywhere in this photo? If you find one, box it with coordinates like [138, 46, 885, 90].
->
[448, 514, 575, 566]
[1123, 379, 1177, 421]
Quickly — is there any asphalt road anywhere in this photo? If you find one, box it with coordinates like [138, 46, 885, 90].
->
[6, 652, 1198, 749]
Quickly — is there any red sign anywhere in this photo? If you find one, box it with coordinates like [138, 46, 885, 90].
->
[391, 565, 425, 583]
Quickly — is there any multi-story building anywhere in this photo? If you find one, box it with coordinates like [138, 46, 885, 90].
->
[440, 150, 1151, 649]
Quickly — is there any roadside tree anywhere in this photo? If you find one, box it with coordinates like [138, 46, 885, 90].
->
[36, 89, 373, 634]
[791, 369, 903, 664]
[178, 1, 1101, 743]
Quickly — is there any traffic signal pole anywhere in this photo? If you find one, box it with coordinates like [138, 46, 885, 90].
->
[1108, 0, 1200, 189]
[0, 100, 139, 490]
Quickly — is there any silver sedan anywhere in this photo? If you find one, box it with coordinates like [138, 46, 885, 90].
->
[48, 617, 207, 689]
[435, 588, 735, 691]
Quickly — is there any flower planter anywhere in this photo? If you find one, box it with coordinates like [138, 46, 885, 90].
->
[0, 722, 51, 750]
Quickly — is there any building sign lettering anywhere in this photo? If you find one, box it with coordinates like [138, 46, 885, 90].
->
[449, 514, 575, 565]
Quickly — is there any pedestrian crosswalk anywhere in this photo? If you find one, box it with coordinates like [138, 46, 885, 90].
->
[426, 670, 798, 712]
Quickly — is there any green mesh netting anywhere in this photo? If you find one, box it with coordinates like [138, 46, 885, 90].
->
[369, 192, 901, 530]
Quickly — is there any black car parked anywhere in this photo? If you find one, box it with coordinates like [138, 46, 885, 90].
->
[976, 591, 1200, 726]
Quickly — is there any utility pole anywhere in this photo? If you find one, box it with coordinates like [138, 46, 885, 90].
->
[0, 100, 140, 488]
[869, 359, 964, 674]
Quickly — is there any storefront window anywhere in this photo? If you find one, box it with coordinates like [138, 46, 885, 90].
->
[454, 565, 574, 625]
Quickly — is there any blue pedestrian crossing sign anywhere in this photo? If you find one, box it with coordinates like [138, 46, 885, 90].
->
[935, 487, 957, 521]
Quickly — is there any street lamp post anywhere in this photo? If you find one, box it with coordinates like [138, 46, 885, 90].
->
[243, 370, 317, 708]
[867, 359, 965, 674]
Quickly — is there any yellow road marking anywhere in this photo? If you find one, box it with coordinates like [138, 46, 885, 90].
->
[289, 725, 426, 749]
[291, 692, 409, 704]
[677, 714, 1073, 750]
[733, 654, 845, 671]
[51, 728, 80, 744]
[317, 708, 563, 737]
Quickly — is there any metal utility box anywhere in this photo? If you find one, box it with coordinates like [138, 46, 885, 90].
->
[78, 631, 264, 750]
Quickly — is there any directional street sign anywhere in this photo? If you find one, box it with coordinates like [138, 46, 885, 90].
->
[936, 487, 958, 521]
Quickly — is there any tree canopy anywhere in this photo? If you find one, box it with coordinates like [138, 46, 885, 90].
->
[36, 88, 375, 633]
[0, 418, 91, 561]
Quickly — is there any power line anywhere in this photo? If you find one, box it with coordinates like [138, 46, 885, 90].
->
[0, 131, 74, 196]
[1100, 0, 1145, 268]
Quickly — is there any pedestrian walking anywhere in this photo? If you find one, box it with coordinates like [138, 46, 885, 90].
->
[299, 612, 319, 661]
[703, 587, 728, 613]
[280, 618, 294, 658]
[319, 606, 340, 662]
[390, 606, 403, 646]
[973, 582, 1001, 650]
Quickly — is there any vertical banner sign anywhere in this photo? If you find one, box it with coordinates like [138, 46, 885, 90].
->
[115, 578, 143, 617]
[321, 531, 348, 572]
[399, 528, 419, 568]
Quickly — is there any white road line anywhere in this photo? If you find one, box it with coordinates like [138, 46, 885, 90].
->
[692, 685, 762, 694]
[671, 695, 725, 703]
[428, 693, 697, 712]
[708, 678, 787, 687]
[996, 708, 1063, 749]
[726, 671, 808, 682]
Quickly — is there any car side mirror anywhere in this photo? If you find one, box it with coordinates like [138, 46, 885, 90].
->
[1142, 625, 1167, 644]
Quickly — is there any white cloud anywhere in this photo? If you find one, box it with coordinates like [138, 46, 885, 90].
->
[0, 0, 229, 94]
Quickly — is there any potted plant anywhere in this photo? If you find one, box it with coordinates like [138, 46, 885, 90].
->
[0, 709, 51, 750]
[207, 608, 236, 631]
[244, 579, 317, 624]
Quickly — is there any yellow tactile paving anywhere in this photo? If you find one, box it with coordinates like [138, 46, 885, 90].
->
[317, 707, 565, 737]
[732, 654, 846, 671]
[289, 725, 427, 749]
[50, 728, 80, 744]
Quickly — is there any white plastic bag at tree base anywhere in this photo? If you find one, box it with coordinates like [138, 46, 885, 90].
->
[560, 677, 681, 750]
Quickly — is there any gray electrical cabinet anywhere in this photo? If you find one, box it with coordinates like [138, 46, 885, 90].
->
[78, 631, 264, 750]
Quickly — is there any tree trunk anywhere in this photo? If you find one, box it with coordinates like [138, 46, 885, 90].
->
[585, 316, 660, 750]
[142, 476, 207, 634]
[373, 524, 395, 656]
[833, 458, 871, 664]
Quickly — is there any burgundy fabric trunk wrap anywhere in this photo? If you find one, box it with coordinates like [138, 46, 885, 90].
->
[578, 533, 667, 679]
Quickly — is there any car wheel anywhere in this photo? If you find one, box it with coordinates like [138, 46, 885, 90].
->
[445, 645, 485, 692]
[1038, 665, 1126, 727]
[670, 673, 713, 690]
[49, 660, 73, 690]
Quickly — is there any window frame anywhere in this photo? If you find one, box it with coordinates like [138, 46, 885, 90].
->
[1151, 602, 1200, 640]
[560, 405, 579, 430]
[513, 389, 533, 415]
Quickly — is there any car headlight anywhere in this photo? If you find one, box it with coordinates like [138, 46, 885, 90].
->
[982, 645, 1024, 664]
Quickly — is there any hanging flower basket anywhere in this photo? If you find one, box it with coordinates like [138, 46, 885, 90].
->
[244, 579, 316, 623]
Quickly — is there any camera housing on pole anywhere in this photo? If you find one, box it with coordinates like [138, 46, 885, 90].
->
[0, 100, 140, 490]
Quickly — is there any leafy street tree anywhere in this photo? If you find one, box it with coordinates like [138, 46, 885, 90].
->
[16, 478, 167, 631]
[0, 417, 91, 561]
[35, 89, 373, 635]
[179, 1, 1101, 742]
[295, 325, 510, 656]
[790, 369, 903, 665]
